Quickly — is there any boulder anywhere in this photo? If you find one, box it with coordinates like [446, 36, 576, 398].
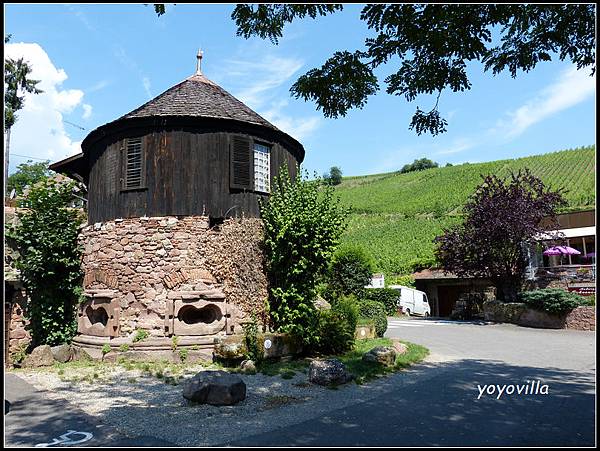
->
[213, 337, 247, 362]
[22, 345, 55, 368]
[51, 344, 73, 363]
[239, 360, 256, 374]
[182, 371, 246, 406]
[391, 341, 408, 355]
[71, 346, 93, 362]
[314, 296, 331, 311]
[362, 346, 397, 367]
[308, 359, 353, 386]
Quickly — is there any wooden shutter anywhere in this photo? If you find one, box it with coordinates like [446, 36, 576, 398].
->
[122, 137, 145, 190]
[230, 136, 253, 190]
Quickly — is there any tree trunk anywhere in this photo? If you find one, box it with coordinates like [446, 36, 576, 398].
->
[495, 277, 521, 302]
[5, 127, 11, 196]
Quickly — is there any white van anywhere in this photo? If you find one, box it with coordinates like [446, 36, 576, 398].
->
[388, 285, 431, 317]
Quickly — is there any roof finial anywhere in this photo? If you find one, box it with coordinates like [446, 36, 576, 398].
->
[196, 48, 203, 74]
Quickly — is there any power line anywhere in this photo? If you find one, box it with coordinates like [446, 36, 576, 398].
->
[9, 153, 51, 161]
[64, 120, 86, 131]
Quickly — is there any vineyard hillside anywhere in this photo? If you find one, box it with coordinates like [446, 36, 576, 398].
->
[336, 146, 596, 277]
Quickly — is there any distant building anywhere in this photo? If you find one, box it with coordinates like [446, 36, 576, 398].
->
[414, 209, 596, 317]
[365, 273, 385, 289]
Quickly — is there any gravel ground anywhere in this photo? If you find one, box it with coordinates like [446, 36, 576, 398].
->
[15, 356, 445, 446]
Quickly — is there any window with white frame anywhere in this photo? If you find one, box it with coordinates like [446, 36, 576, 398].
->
[253, 142, 270, 193]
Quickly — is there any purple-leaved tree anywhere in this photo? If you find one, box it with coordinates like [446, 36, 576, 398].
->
[434, 169, 567, 302]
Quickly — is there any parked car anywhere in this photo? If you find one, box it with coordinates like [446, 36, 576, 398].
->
[388, 285, 431, 317]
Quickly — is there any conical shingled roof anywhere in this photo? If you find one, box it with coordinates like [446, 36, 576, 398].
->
[118, 73, 280, 131]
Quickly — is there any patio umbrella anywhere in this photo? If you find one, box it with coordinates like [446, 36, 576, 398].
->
[584, 251, 595, 258]
[543, 246, 581, 256]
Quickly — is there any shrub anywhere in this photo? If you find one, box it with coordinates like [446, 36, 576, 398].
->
[119, 344, 130, 352]
[365, 288, 400, 316]
[328, 244, 375, 298]
[242, 312, 263, 365]
[7, 176, 85, 346]
[260, 166, 350, 347]
[101, 344, 111, 356]
[315, 296, 359, 355]
[132, 329, 149, 343]
[387, 274, 416, 288]
[519, 288, 588, 314]
[179, 348, 189, 363]
[357, 300, 388, 337]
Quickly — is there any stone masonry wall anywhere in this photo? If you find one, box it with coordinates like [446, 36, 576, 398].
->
[79, 216, 268, 338]
[565, 306, 596, 331]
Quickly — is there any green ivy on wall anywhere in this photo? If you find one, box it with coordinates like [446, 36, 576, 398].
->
[7, 176, 86, 347]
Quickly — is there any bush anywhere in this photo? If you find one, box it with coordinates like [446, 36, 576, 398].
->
[387, 274, 416, 288]
[365, 288, 400, 316]
[328, 244, 375, 298]
[7, 176, 85, 346]
[315, 296, 359, 354]
[132, 329, 149, 342]
[519, 288, 589, 314]
[357, 300, 388, 337]
[260, 166, 350, 347]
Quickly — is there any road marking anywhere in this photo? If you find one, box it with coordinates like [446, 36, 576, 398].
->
[388, 321, 453, 327]
[35, 430, 93, 447]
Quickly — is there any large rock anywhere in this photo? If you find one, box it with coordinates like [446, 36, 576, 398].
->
[391, 340, 408, 355]
[362, 346, 397, 367]
[22, 345, 55, 368]
[308, 359, 353, 386]
[213, 337, 247, 361]
[51, 344, 73, 363]
[239, 360, 256, 374]
[71, 346, 93, 362]
[182, 370, 246, 405]
[314, 296, 331, 311]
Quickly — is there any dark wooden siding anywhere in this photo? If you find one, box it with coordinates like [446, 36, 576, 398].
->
[87, 129, 299, 223]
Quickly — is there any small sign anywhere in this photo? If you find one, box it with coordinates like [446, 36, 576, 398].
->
[568, 286, 596, 296]
[263, 339, 272, 349]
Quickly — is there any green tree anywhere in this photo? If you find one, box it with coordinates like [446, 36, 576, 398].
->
[7, 177, 85, 346]
[4, 45, 44, 193]
[328, 244, 374, 298]
[400, 158, 439, 174]
[7, 160, 52, 196]
[260, 166, 350, 345]
[229, 4, 595, 136]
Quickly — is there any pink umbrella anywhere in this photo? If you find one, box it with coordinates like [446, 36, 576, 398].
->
[584, 252, 595, 258]
[543, 246, 581, 256]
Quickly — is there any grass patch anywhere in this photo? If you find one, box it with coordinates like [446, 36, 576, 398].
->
[339, 338, 429, 384]
[259, 359, 311, 378]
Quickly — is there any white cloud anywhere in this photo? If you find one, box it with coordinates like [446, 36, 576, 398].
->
[261, 99, 321, 142]
[82, 104, 93, 120]
[213, 54, 321, 141]
[436, 137, 476, 155]
[142, 77, 152, 99]
[495, 66, 595, 138]
[5, 43, 87, 168]
[222, 56, 304, 109]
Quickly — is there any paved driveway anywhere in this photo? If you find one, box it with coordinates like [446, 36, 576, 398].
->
[5, 319, 596, 447]
[225, 318, 595, 446]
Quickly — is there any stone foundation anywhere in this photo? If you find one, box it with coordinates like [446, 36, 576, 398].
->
[565, 306, 596, 331]
[483, 300, 596, 330]
[77, 215, 268, 352]
[7, 288, 32, 362]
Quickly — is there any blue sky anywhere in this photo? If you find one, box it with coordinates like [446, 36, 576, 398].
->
[4, 3, 596, 177]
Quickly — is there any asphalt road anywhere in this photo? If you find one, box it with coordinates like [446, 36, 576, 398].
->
[5, 319, 596, 447]
[223, 318, 596, 446]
